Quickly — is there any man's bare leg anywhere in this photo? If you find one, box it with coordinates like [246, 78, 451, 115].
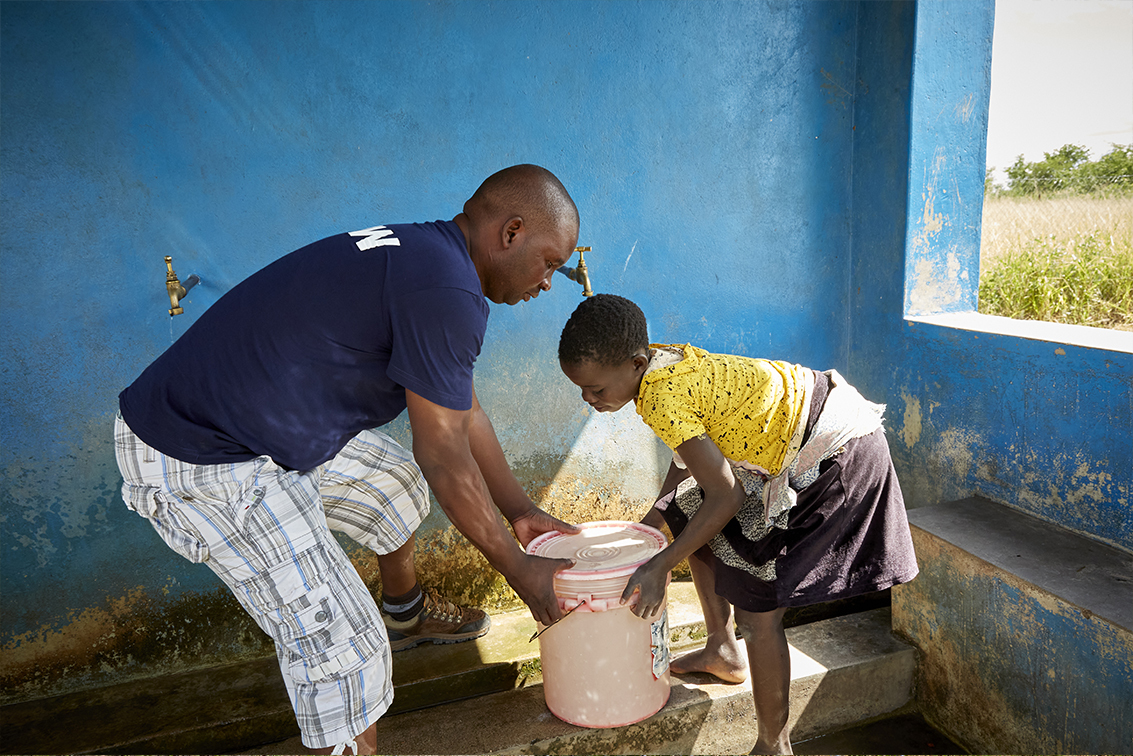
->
[375, 532, 491, 651]
[670, 552, 748, 683]
[312, 721, 378, 755]
[735, 606, 792, 754]
[375, 533, 417, 596]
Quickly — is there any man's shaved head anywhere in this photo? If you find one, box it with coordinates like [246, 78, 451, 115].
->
[455, 164, 579, 306]
[464, 164, 579, 236]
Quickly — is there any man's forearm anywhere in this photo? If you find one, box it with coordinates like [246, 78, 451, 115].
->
[405, 387, 570, 625]
[415, 447, 526, 574]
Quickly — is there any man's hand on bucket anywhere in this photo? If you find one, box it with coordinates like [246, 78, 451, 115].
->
[510, 552, 576, 626]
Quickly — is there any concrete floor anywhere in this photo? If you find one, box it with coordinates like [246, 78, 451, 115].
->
[795, 713, 966, 754]
[235, 606, 925, 756]
[242, 712, 965, 755]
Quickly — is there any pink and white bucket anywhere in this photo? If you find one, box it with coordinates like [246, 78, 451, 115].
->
[526, 520, 671, 728]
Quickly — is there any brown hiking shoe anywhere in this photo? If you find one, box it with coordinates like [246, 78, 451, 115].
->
[383, 590, 491, 652]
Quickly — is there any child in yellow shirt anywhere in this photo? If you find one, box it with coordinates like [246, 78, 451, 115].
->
[559, 294, 917, 755]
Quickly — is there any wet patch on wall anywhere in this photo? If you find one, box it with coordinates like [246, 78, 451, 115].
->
[0, 582, 271, 706]
[894, 528, 1133, 754]
[2, 443, 678, 705]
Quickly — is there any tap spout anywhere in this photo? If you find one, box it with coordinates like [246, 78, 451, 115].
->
[165, 256, 200, 316]
[556, 246, 594, 297]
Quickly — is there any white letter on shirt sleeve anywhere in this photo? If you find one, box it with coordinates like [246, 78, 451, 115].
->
[350, 226, 401, 251]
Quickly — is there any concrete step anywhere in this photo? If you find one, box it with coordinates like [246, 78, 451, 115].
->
[1, 581, 911, 755]
[243, 606, 916, 755]
[893, 497, 1133, 755]
[1, 582, 703, 755]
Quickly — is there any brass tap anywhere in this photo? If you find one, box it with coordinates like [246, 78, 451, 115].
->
[558, 246, 594, 297]
[165, 256, 200, 316]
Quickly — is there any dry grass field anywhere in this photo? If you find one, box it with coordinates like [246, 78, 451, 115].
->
[978, 195, 1133, 331]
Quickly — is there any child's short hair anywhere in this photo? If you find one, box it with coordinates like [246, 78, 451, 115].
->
[559, 294, 649, 366]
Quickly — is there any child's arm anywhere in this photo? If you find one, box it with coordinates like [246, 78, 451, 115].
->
[658, 458, 693, 499]
[640, 459, 691, 531]
[623, 434, 744, 619]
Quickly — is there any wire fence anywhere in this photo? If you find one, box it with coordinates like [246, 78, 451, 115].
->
[980, 181, 1132, 272]
[987, 174, 1133, 200]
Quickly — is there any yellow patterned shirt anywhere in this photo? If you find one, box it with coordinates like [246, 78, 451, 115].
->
[634, 344, 809, 476]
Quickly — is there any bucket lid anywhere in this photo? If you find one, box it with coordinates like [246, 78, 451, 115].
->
[526, 520, 667, 581]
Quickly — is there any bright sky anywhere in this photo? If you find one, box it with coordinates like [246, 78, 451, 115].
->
[985, 0, 1133, 181]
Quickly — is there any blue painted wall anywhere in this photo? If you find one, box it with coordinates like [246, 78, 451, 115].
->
[847, 0, 1132, 549]
[2, 0, 1129, 709]
[860, 7, 1133, 751]
[894, 521, 1133, 754]
[1, 0, 861, 701]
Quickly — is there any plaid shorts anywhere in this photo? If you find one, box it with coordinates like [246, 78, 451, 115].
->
[114, 413, 430, 749]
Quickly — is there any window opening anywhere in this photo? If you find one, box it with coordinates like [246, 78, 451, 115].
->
[980, 0, 1133, 333]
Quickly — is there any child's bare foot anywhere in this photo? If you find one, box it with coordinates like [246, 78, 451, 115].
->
[749, 732, 792, 755]
[670, 642, 749, 683]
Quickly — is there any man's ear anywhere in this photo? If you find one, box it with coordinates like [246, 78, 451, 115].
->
[501, 216, 524, 247]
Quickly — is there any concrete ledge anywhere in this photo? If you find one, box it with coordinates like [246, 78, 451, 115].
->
[904, 495, 1132, 631]
[0, 654, 293, 756]
[893, 497, 1133, 755]
[245, 607, 915, 755]
[0, 582, 705, 755]
[2, 579, 901, 755]
[907, 312, 1133, 354]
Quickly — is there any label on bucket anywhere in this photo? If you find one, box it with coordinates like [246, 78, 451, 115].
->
[651, 607, 670, 679]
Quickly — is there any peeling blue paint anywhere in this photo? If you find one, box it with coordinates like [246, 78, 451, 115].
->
[2, 0, 1129, 718]
[895, 527, 1133, 754]
[1, 0, 861, 682]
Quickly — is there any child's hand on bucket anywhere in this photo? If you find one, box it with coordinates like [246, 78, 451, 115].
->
[621, 557, 668, 620]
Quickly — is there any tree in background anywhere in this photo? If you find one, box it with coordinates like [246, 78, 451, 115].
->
[980, 143, 1133, 331]
[985, 166, 998, 195]
[992, 143, 1132, 197]
[1082, 144, 1133, 190]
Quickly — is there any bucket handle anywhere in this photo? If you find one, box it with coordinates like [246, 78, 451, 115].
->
[529, 599, 587, 642]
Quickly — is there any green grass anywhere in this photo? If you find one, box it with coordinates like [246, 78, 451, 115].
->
[978, 232, 1133, 330]
[979, 196, 1133, 331]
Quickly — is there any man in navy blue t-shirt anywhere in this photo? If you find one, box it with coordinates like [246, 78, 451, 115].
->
[115, 165, 581, 753]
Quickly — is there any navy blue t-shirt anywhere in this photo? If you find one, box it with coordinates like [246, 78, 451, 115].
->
[119, 220, 488, 471]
